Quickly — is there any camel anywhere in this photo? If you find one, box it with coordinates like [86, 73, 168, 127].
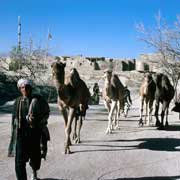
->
[154, 73, 174, 129]
[69, 68, 89, 144]
[103, 70, 124, 134]
[139, 73, 156, 126]
[51, 62, 90, 154]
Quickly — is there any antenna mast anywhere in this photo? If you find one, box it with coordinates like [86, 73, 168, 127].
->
[18, 16, 21, 51]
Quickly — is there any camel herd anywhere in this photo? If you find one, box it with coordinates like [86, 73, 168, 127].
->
[139, 73, 174, 129]
[51, 61, 175, 154]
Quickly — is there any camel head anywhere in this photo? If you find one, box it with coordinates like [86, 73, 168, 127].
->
[51, 62, 66, 84]
[144, 73, 153, 83]
[104, 69, 112, 82]
[51, 62, 66, 76]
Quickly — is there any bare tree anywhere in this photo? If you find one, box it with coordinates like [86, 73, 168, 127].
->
[136, 11, 180, 101]
[9, 39, 49, 82]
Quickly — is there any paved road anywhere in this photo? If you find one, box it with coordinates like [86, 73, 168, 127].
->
[1, 98, 180, 180]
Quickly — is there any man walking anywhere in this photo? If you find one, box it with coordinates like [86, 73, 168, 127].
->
[8, 79, 50, 180]
[92, 83, 100, 104]
[123, 86, 132, 117]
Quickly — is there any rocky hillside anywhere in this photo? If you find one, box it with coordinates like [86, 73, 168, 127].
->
[0, 57, 145, 106]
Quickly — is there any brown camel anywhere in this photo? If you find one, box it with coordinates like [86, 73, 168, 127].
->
[103, 70, 124, 134]
[51, 62, 90, 154]
[154, 73, 174, 129]
[139, 73, 156, 126]
[69, 68, 89, 143]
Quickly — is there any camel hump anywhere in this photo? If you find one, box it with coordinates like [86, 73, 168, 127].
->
[161, 74, 175, 98]
[69, 68, 90, 96]
[70, 68, 81, 80]
[161, 74, 171, 87]
[111, 74, 124, 89]
[69, 68, 81, 87]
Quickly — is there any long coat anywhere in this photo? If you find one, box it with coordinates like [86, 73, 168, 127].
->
[8, 97, 21, 156]
[8, 95, 50, 157]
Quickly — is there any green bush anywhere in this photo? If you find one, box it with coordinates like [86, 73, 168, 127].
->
[9, 60, 22, 71]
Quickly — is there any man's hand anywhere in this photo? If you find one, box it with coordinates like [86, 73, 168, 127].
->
[28, 113, 33, 121]
[27, 113, 33, 128]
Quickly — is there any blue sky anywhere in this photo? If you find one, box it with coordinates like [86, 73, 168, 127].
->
[0, 0, 179, 58]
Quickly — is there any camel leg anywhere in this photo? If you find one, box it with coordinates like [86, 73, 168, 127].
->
[112, 104, 118, 128]
[148, 100, 154, 126]
[124, 102, 128, 118]
[160, 101, 168, 128]
[117, 100, 121, 118]
[60, 107, 72, 146]
[76, 104, 85, 143]
[115, 102, 120, 129]
[112, 106, 116, 129]
[165, 103, 170, 128]
[118, 99, 123, 117]
[139, 96, 144, 126]
[104, 100, 111, 112]
[155, 100, 161, 127]
[144, 100, 148, 125]
[64, 107, 75, 154]
[76, 115, 83, 144]
[60, 108, 68, 127]
[112, 100, 120, 129]
[73, 115, 78, 142]
[106, 101, 117, 134]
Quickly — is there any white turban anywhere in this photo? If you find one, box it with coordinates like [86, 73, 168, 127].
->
[17, 78, 32, 88]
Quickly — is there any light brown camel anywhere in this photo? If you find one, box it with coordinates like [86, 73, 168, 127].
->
[139, 73, 156, 126]
[103, 70, 124, 134]
[51, 62, 90, 154]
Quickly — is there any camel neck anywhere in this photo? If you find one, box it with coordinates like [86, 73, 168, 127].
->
[54, 80, 62, 89]
[105, 78, 111, 86]
[54, 70, 65, 88]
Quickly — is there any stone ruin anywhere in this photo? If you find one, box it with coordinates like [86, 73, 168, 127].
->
[0, 53, 164, 104]
[58, 55, 136, 73]
[55, 53, 163, 74]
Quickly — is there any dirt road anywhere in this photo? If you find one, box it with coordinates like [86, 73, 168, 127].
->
[1, 97, 180, 180]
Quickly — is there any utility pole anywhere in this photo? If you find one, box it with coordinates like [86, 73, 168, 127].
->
[46, 29, 50, 59]
[44, 28, 52, 68]
[17, 16, 22, 69]
[29, 34, 33, 55]
[18, 16, 21, 52]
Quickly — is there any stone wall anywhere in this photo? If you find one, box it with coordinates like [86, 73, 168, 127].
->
[136, 53, 162, 72]
[58, 55, 136, 73]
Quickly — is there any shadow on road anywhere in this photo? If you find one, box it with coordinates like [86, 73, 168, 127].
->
[42, 179, 68, 180]
[119, 119, 139, 122]
[74, 137, 180, 153]
[86, 118, 108, 121]
[86, 118, 139, 122]
[137, 137, 180, 151]
[165, 125, 180, 131]
[150, 125, 180, 131]
[111, 175, 180, 180]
